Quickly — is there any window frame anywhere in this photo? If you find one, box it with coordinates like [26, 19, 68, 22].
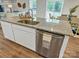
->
[46, 0, 64, 18]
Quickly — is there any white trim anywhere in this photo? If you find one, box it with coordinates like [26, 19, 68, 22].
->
[59, 35, 69, 58]
[36, 0, 46, 18]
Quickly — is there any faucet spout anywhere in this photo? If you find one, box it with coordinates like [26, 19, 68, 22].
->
[28, 9, 33, 21]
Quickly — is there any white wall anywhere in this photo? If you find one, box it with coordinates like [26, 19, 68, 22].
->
[36, 0, 79, 18]
[1, 0, 29, 12]
[62, 0, 79, 17]
[2, 0, 79, 17]
[14, 0, 29, 12]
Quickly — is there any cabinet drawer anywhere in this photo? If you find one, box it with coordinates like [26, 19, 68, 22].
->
[12, 24, 36, 33]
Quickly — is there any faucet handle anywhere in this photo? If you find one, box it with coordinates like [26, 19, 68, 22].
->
[25, 11, 31, 19]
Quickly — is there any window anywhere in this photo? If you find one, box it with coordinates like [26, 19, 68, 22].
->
[29, 0, 37, 16]
[46, 0, 64, 18]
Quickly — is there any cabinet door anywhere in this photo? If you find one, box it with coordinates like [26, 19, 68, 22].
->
[12, 25, 36, 51]
[1, 21, 14, 41]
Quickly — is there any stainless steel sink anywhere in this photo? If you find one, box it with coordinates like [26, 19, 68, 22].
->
[18, 20, 39, 25]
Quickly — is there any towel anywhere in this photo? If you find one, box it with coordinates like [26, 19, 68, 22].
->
[42, 33, 52, 49]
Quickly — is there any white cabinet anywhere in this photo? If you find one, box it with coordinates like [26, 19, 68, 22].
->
[1, 21, 36, 51]
[12, 24, 36, 51]
[1, 21, 14, 41]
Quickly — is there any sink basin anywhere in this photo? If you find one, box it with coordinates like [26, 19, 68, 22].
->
[18, 20, 39, 25]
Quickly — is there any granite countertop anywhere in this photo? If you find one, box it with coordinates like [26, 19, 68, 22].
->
[0, 16, 74, 36]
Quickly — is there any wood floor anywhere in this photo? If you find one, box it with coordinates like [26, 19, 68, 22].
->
[0, 28, 42, 58]
[0, 28, 79, 58]
[64, 37, 79, 58]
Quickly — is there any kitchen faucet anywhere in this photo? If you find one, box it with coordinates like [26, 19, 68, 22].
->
[28, 9, 33, 21]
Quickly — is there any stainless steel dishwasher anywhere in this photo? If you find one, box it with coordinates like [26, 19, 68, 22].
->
[36, 30, 64, 58]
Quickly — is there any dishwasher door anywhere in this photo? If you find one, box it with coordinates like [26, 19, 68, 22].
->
[36, 30, 64, 58]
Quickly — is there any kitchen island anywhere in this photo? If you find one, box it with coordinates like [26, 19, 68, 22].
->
[0, 17, 73, 58]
